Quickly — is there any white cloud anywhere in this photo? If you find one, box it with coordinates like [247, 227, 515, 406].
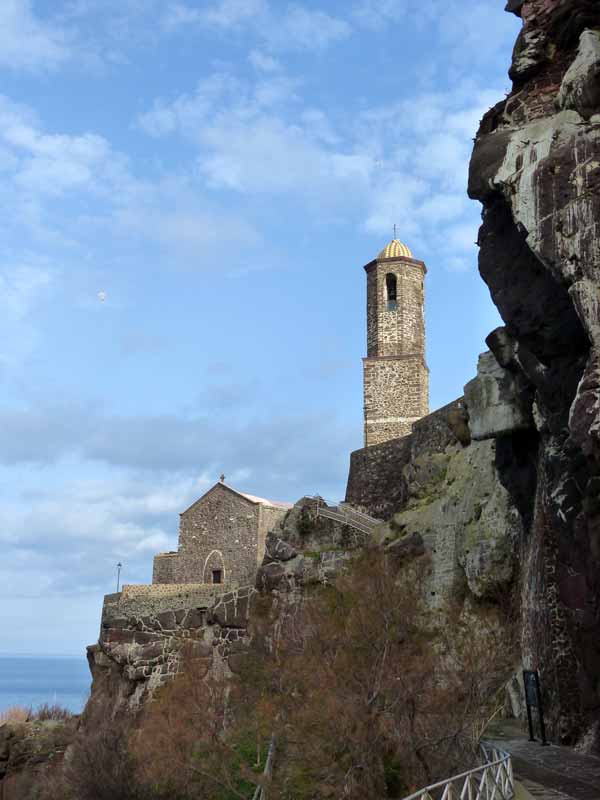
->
[0, 264, 52, 320]
[137, 67, 501, 265]
[446, 255, 472, 273]
[114, 198, 262, 255]
[352, 0, 517, 73]
[446, 221, 479, 252]
[0, 471, 203, 595]
[162, 1, 350, 52]
[352, 0, 439, 32]
[268, 5, 351, 51]
[0, 264, 54, 368]
[0, 95, 122, 198]
[0, 93, 264, 270]
[249, 49, 281, 72]
[0, 0, 70, 71]
[363, 174, 427, 237]
[163, 0, 268, 30]
[138, 73, 242, 138]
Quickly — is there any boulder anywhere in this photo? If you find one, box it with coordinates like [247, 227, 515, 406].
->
[464, 351, 533, 440]
[263, 534, 298, 564]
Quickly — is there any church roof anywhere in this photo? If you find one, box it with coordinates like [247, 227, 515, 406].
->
[180, 481, 293, 515]
[377, 239, 413, 260]
[238, 490, 293, 509]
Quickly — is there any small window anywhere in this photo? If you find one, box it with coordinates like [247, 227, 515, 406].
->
[386, 273, 397, 311]
[212, 569, 223, 584]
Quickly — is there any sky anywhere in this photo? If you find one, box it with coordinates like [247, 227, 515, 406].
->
[0, 0, 521, 657]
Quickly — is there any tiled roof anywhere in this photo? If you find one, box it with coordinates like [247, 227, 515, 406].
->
[377, 238, 413, 260]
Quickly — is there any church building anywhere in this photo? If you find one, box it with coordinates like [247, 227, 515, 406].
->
[152, 481, 292, 589]
[363, 238, 429, 446]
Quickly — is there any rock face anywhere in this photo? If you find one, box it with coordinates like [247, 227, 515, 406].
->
[464, 351, 533, 440]
[468, 0, 600, 746]
[372, 438, 523, 604]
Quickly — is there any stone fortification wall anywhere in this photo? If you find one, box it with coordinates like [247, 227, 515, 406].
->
[347, 398, 469, 519]
[89, 585, 257, 717]
[108, 583, 225, 619]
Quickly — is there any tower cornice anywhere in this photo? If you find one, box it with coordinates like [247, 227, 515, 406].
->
[363, 256, 427, 274]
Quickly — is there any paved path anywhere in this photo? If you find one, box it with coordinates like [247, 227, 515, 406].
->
[486, 721, 600, 800]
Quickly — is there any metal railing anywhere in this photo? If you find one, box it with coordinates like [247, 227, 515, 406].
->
[402, 743, 514, 800]
[313, 498, 381, 535]
[252, 736, 276, 800]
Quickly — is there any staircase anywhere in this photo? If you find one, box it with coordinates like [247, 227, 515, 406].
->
[314, 498, 381, 535]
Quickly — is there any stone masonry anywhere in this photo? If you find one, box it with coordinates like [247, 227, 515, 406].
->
[152, 482, 291, 589]
[363, 240, 429, 446]
[96, 482, 291, 651]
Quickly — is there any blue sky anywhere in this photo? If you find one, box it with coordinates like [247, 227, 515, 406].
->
[0, 0, 520, 656]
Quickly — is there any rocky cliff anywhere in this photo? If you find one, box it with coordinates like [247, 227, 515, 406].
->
[83, 0, 600, 753]
[7, 8, 597, 794]
[468, 0, 600, 746]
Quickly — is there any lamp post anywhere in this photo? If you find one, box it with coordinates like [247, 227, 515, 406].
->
[116, 562, 123, 592]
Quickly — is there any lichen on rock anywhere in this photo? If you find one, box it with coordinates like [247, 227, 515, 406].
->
[468, 0, 600, 746]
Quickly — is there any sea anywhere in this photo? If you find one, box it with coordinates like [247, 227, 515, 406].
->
[0, 655, 91, 715]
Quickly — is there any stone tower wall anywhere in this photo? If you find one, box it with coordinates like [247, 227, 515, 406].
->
[363, 356, 429, 444]
[367, 260, 426, 357]
[363, 255, 429, 447]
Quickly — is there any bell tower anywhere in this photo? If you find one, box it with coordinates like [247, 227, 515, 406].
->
[363, 238, 429, 446]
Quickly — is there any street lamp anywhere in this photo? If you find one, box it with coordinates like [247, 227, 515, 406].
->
[116, 562, 123, 592]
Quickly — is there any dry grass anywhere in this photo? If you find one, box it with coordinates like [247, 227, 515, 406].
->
[0, 705, 31, 724]
[34, 703, 73, 722]
[0, 703, 74, 726]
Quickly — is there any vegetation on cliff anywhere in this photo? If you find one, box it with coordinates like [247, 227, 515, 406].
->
[27, 550, 515, 800]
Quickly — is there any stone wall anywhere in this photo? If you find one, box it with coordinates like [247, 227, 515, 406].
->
[346, 398, 469, 520]
[363, 356, 429, 445]
[257, 503, 288, 565]
[363, 255, 429, 447]
[152, 552, 179, 584]
[152, 484, 288, 588]
[106, 583, 225, 619]
[366, 257, 426, 358]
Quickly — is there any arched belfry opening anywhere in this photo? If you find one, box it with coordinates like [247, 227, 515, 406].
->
[386, 273, 397, 311]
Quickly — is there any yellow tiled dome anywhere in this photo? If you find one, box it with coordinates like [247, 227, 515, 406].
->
[377, 239, 413, 260]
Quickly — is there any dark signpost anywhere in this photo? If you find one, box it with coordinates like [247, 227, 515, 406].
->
[523, 669, 549, 745]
